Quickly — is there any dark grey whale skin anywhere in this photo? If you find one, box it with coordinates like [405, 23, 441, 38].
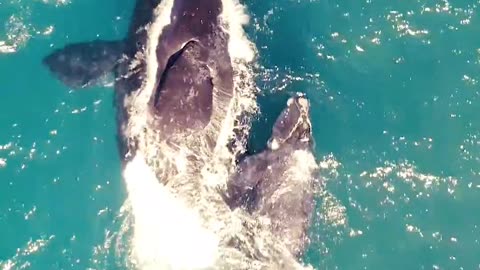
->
[42, 0, 233, 160]
[149, 0, 233, 137]
[226, 95, 318, 258]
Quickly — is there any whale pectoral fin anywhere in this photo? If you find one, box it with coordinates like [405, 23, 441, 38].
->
[226, 153, 268, 210]
[43, 40, 126, 89]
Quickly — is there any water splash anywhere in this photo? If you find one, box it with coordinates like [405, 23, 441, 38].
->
[0, 0, 66, 54]
[122, 154, 219, 270]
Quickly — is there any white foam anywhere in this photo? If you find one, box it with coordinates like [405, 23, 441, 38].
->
[207, 0, 258, 172]
[269, 138, 280, 150]
[124, 0, 174, 141]
[0, 41, 16, 54]
[220, 0, 256, 62]
[289, 150, 318, 181]
[123, 154, 219, 270]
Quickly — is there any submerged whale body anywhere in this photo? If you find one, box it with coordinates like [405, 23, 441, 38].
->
[227, 94, 319, 258]
[43, 0, 317, 269]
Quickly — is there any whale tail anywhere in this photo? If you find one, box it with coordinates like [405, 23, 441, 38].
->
[42, 40, 126, 89]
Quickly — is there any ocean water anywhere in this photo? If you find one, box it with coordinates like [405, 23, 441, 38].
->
[1, 0, 479, 269]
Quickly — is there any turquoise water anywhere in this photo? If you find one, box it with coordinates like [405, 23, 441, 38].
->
[1, 0, 480, 269]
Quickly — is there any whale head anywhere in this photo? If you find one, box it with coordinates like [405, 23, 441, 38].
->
[267, 94, 314, 151]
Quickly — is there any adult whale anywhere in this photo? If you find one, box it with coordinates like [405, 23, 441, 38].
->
[226, 94, 319, 259]
[43, 0, 256, 179]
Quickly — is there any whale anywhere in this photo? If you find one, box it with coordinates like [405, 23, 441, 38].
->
[226, 94, 319, 259]
[42, 0, 315, 269]
[43, 0, 248, 161]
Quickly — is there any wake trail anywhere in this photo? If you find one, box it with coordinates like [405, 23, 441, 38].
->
[123, 154, 219, 270]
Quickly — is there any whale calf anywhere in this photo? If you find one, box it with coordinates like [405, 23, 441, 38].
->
[227, 94, 319, 258]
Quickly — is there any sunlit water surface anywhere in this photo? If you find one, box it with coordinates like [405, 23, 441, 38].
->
[1, 0, 480, 269]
